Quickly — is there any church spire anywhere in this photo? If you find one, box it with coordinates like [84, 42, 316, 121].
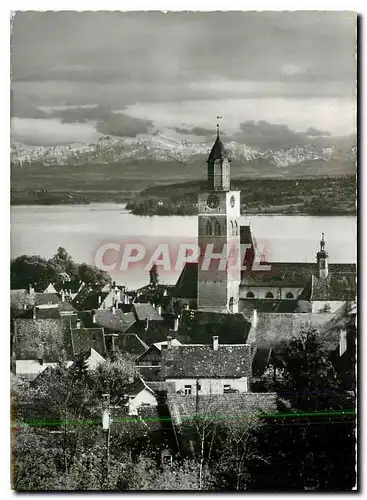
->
[316, 233, 329, 279]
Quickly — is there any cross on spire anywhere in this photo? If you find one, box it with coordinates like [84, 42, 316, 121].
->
[216, 116, 223, 137]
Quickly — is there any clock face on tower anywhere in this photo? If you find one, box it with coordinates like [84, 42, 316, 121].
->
[230, 195, 235, 208]
[206, 194, 220, 209]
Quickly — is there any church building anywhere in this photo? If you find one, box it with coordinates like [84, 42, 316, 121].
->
[173, 127, 356, 314]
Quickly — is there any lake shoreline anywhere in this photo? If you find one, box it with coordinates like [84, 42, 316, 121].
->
[10, 202, 356, 217]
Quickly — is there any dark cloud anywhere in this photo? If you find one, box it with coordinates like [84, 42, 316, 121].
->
[232, 120, 333, 149]
[11, 11, 356, 102]
[96, 113, 152, 138]
[174, 126, 223, 136]
[306, 127, 331, 137]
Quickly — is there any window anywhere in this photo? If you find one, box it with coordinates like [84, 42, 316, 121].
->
[285, 292, 294, 299]
[234, 220, 238, 236]
[141, 403, 151, 407]
[197, 384, 201, 391]
[265, 292, 274, 299]
[224, 385, 231, 394]
[206, 220, 213, 235]
[214, 220, 221, 236]
[184, 385, 192, 395]
[246, 292, 255, 298]
[229, 297, 234, 313]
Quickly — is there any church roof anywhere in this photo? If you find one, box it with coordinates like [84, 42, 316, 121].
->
[172, 262, 198, 300]
[241, 262, 356, 288]
[177, 309, 252, 344]
[207, 135, 228, 162]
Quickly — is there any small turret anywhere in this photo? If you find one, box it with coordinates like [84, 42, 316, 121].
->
[316, 233, 329, 279]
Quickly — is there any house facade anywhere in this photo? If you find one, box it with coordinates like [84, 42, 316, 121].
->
[161, 336, 252, 396]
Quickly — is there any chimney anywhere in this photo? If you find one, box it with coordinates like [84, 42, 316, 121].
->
[111, 333, 118, 359]
[213, 336, 219, 351]
[76, 319, 81, 329]
[145, 318, 149, 331]
[92, 310, 96, 324]
[111, 305, 116, 314]
[61, 290, 65, 302]
[32, 307, 36, 320]
[163, 289, 168, 297]
[98, 295, 102, 306]
[28, 284, 35, 296]
[252, 309, 258, 329]
[173, 316, 179, 332]
[157, 305, 162, 316]
[167, 335, 172, 350]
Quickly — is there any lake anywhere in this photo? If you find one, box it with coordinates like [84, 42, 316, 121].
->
[11, 204, 357, 290]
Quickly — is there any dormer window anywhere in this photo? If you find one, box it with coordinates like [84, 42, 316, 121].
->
[224, 384, 231, 394]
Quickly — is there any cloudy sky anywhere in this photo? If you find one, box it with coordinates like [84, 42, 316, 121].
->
[11, 11, 357, 145]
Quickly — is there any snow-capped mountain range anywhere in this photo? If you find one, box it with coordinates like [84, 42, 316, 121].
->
[11, 132, 356, 169]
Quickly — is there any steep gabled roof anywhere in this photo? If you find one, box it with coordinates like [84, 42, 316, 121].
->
[162, 344, 252, 378]
[166, 392, 277, 428]
[208, 135, 228, 162]
[133, 303, 163, 322]
[11, 289, 35, 311]
[173, 262, 198, 300]
[71, 327, 106, 357]
[177, 309, 251, 344]
[95, 310, 136, 333]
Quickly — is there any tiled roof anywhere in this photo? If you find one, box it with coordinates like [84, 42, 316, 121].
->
[94, 310, 136, 333]
[172, 262, 197, 300]
[166, 392, 277, 427]
[35, 293, 62, 306]
[136, 366, 162, 381]
[249, 312, 335, 348]
[133, 303, 164, 322]
[117, 333, 149, 357]
[311, 274, 356, 301]
[13, 318, 70, 361]
[177, 309, 251, 344]
[241, 262, 356, 287]
[71, 327, 107, 357]
[162, 344, 252, 378]
[11, 289, 35, 311]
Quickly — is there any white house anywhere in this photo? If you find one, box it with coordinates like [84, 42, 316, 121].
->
[124, 376, 158, 416]
[161, 336, 252, 396]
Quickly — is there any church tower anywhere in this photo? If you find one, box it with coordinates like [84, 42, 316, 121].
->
[197, 121, 241, 312]
[316, 233, 329, 279]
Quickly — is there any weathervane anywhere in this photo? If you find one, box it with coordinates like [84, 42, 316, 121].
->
[216, 116, 223, 137]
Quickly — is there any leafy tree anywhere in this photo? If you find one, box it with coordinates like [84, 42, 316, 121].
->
[11, 255, 57, 291]
[254, 329, 356, 491]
